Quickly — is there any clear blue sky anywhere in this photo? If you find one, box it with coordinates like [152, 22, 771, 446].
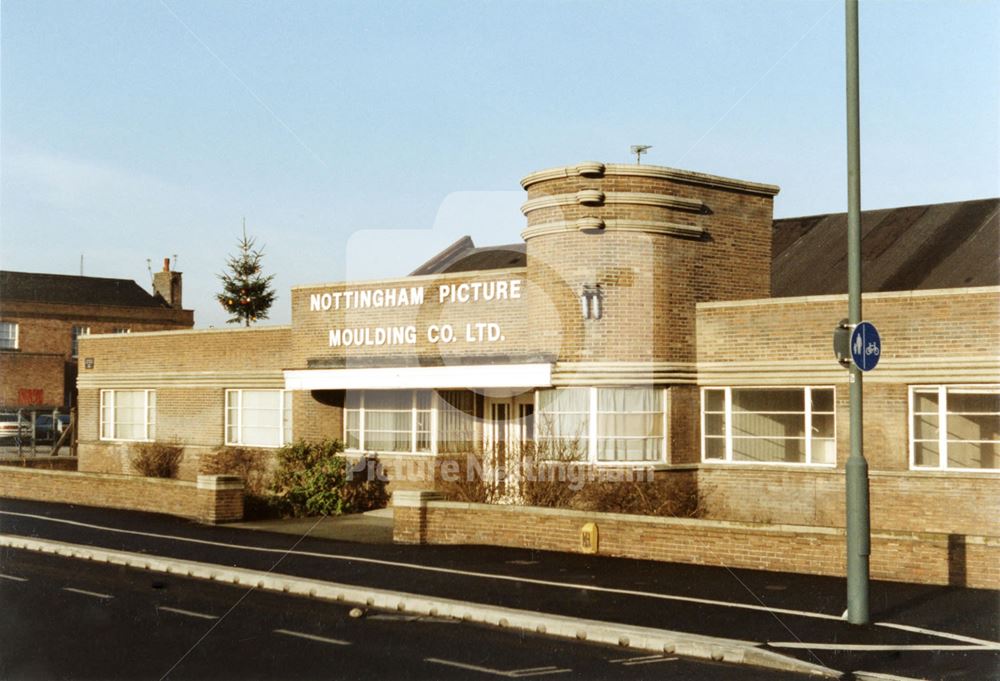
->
[2, 0, 997, 327]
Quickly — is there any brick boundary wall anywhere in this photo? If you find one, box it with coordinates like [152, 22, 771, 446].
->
[0, 468, 243, 524]
[0, 458, 78, 472]
[393, 493, 999, 589]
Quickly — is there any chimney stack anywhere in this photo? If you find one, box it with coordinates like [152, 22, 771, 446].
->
[152, 257, 183, 309]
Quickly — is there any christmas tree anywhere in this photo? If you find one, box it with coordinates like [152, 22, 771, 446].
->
[216, 221, 277, 327]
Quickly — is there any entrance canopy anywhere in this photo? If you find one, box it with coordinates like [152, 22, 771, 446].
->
[283, 363, 553, 391]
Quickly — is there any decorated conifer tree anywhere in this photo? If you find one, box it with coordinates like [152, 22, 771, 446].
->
[216, 222, 277, 327]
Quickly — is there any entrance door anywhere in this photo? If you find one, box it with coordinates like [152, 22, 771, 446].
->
[484, 393, 535, 498]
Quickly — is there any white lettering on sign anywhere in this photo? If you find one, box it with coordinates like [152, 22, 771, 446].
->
[310, 286, 426, 312]
[438, 279, 521, 304]
[316, 279, 522, 347]
[329, 326, 417, 347]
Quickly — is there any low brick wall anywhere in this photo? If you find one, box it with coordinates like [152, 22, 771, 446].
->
[0, 467, 243, 524]
[0, 458, 78, 472]
[393, 496, 999, 589]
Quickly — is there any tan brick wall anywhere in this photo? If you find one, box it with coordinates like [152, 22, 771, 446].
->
[696, 288, 999, 362]
[79, 325, 291, 373]
[524, 166, 776, 364]
[395, 501, 1000, 588]
[0, 467, 243, 523]
[289, 269, 531, 368]
[693, 288, 1000, 536]
[0, 352, 65, 409]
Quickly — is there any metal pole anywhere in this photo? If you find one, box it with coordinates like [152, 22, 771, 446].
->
[845, 0, 870, 625]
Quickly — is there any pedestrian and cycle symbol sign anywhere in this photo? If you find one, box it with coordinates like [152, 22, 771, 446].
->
[850, 321, 881, 371]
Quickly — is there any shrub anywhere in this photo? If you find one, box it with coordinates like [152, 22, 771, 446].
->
[204, 447, 274, 519]
[572, 475, 704, 518]
[269, 439, 389, 518]
[130, 442, 183, 478]
[436, 454, 503, 504]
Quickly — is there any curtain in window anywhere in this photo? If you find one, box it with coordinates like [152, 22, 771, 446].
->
[437, 390, 477, 453]
[596, 388, 662, 462]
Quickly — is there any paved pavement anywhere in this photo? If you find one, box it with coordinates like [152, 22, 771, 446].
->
[1, 548, 812, 680]
[1, 497, 997, 680]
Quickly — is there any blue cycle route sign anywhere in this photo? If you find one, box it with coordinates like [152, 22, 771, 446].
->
[850, 321, 881, 371]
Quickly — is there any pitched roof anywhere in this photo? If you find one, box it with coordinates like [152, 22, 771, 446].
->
[409, 237, 526, 276]
[772, 198, 999, 297]
[0, 271, 169, 309]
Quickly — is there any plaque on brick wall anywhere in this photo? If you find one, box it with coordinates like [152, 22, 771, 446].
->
[84, 357, 94, 369]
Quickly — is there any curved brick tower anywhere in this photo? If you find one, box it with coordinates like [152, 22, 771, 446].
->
[521, 161, 779, 375]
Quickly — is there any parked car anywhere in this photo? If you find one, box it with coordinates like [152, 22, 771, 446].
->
[34, 413, 71, 442]
[0, 413, 32, 443]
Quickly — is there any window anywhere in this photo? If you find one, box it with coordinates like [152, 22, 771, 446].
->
[345, 390, 432, 454]
[910, 385, 999, 471]
[701, 387, 835, 465]
[71, 326, 90, 357]
[226, 390, 292, 448]
[0, 322, 18, 350]
[536, 387, 667, 463]
[436, 390, 479, 454]
[100, 389, 155, 441]
[112, 328, 132, 334]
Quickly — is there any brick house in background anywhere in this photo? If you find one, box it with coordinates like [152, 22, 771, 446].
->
[0, 260, 194, 411]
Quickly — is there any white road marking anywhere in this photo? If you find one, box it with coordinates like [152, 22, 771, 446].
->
[273, 628, 350, 646]
[62, 587, 113, 599]
[768, 641, 998, 651]
[609, 654, 663, 663]
[875, 621, 1000, 649]
[3, 509, 997, 650]
[851, 671, 930, 681]
[425, 659, 571, 677]
[623, 657, 678, 666]
[0, 573, 27, 582]
[158, 606, 218, 620]
[610, 653, 679, 666]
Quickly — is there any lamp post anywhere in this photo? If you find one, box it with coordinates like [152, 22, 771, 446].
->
[845, 0, 870, 626]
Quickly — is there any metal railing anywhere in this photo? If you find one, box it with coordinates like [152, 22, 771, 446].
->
[2, 408, 77, 457]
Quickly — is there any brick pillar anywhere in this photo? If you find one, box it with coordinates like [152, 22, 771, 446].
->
[392, 490, 442, 544]
[196, 474, 244, 523]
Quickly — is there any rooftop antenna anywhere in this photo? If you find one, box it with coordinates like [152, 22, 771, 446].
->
[172, 253, 179, 270]
[80, 254, 84, 276]
[630, 145, 652, 164]
[146, 258, 153, 284]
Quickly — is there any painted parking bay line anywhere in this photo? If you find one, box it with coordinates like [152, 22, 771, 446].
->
[425, 658, 571, 677]
[0, 573, 27, 582]
[158, 606, 218, 620]
[273, 629, 350, 646]
[63, 586, 113, 599]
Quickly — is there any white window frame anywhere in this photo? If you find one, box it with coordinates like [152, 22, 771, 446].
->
[908, 384, 1000, 472]
[345, 390, 434, 455]
[225, 389, 292, 448]
[71, 326, 90, 357]
[535, 387, 669, 465]
[700, 386, 836, 467]
[0, 322, 19, 350]
[99, 389, 156, 442]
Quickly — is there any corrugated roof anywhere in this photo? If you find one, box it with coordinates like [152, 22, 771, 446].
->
[0, 271, 169, 308]
[772, 198, 998, 297]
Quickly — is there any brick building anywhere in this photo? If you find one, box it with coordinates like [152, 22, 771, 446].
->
[75, 163, 998, 541]
[0, 261, 194, 411]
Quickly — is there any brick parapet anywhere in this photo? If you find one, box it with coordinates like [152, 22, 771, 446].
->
[0, 467, 243, 523]
[393, 499, 999, 588]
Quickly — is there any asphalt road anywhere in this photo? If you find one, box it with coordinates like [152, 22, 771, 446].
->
[0, 548, 812, 681]
[3, 498, 999, 681]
